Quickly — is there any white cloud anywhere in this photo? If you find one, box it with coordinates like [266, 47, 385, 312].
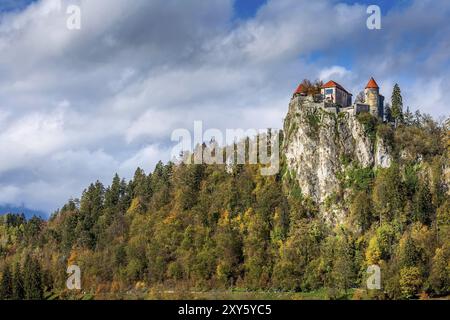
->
[319, 66, 351, 82]
[0, 109, 67, 173]
[119, 145, 170, 177]
[405, 78, 447, 116]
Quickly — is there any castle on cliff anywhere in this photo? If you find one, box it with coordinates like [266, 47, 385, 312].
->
[292, 77, 385, 120]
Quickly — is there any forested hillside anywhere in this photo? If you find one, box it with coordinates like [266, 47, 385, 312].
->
[0, 205, 46, 220]
[0, 110, 449, 300]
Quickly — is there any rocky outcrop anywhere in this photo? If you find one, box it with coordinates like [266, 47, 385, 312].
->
[283, 96, 392, 223]
[375, 138, 392, 168]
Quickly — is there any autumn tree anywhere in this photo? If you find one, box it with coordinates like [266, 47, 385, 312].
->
[399, 267, 423, 299]
[242, 208, 271, 289]
[428, 247, 449, 296]
[372, 164, 404, 223]
[355, 91, 365, 103]
[297, 79, 323, 96]
[272, 220, 324, 291]
[332, 229, 357, 294]
[215, 211, 242, 287]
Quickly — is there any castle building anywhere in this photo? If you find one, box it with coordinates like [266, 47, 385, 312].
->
[364, 77, 384, 119]
[321, 80, 352, 107]
[292, 77, 385, 120]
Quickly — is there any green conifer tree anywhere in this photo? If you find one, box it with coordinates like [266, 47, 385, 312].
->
[12, 262, 25, 300]
[384, 103, 393, 123]
[0, 264, 13, 300]
[23, 256, 43, 300]
[391, 84, 404, 126]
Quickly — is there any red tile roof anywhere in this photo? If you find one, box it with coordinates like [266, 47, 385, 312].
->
[294, 84, 305, 94]
[322, 80, 351, 94]
[366, 77, 379, 89]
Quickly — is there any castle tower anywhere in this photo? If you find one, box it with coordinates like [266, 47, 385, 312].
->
[364, 77, 384, 119]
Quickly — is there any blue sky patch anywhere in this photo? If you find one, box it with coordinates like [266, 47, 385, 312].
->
[234, 0, 267, 19]
[0, 0, 37, 12]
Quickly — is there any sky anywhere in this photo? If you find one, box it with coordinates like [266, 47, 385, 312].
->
[0, 0, 449, 215]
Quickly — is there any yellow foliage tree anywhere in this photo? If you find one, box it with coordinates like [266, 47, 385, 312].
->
[366, 236, 381, 265]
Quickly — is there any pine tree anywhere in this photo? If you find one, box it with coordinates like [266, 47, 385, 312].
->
[399, 235, 421, 268]
[23, 256, 43, 300]
[391, 84, 404, 126]
[413, 110, 423, 126]
[413, 179, 433, 225]
[384, 103, 393, 123]
[12, 262, 25, 300]
[104, 174, 122, 210]
[350, 191, 373, 232]
[132, 167, 151, 201]
[78, 181, 105, 249]
[0, 264, 13, 300]
[428, 248, 449, 296]
[404, 106, 414, 126]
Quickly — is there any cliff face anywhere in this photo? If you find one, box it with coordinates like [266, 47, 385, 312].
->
[283, 96, 392, 223]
